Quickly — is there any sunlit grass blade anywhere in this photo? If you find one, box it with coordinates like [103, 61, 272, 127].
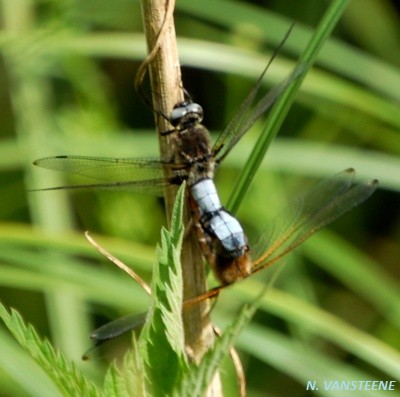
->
[226, 283, 400, 379]
[304, 230, 400, 329]
[227, 0, 350, 213]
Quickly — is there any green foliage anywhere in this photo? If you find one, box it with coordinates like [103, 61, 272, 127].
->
[103, 338, 148, 397]
[138, 184, 188, 397]
[228, 0, 350, 212]
[0, 0, 399, 395]
[0, 303, 99, 397]
[174, 295, 263, 397]
[0, 184, 260, 396]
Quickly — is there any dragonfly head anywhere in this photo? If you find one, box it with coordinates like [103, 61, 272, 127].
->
[170, 101, 204, 128]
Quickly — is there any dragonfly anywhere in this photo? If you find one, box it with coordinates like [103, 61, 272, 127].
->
[82, 167, 378, 356]
[33, 61, 378, 290]
[34, 33, 306, 286]
[185, 167, 378, 304]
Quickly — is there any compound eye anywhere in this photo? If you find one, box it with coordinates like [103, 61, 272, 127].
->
[169, 101, 204, 126]
[169, 105, 188, 126]
[186, 103, 203, 121]
[186, 103, 203, 116]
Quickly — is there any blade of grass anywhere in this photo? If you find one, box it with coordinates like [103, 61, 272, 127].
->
[303, 230, 400, 329]
[0, 223, 155, 271]
[0, 328, 62, 397]
[222, 139, 400, 192]
[0, 250, 150, 309]
[177, 0, 400, 102]
[1, 0, 90, 358]
[227, 0, 350, 213]
[223, 316, 389, 397]
[221, 282, 400, 379]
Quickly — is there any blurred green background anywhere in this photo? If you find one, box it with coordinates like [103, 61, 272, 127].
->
[0, 0, 400, 396]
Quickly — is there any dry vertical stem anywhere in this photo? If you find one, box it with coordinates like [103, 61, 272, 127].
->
[138, 0, 222, 394]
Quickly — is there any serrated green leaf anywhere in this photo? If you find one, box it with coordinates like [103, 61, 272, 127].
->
[0, 302, 99, 397]
[103, 336, 148, 397]
[138, 184, 188, 397]
[174, 290, 264, 397]
[169, 185, 185, 247]
[102, 366, 121, 397]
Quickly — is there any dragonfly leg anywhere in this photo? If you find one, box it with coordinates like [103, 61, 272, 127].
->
[183, 218, 194, 240]
[160, 127, 177, 136]
[192, 223, 217, 270]
[183, 285, 222, 307]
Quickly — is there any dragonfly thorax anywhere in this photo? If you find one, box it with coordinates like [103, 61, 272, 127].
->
[169, 122, 215, 185]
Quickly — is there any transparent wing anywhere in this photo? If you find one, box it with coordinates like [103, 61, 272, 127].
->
[212, 62, 304, 164]
[82, 312, 147, 360]
[33, 155, 183, 193]
[183, 169, 378, 307]
[251, 169, 379, 272]
[211, 25, 293, 162]
[34, 155, 169, 181]
[90, 312, 147, 342]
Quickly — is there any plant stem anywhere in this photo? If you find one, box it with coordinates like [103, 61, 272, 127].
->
[138, 1, 221, 393]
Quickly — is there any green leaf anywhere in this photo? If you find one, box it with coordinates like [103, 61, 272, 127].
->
[227, 0, 350, 213]
[103, 337, 148, 397]
[304, 230, 400, 329]
[231, 318, 383, 397]
[174, 289, 264, 397]
[231, 280, 400, 379]
[139, 184, 188, 397]
[0, 303, 99, 397]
